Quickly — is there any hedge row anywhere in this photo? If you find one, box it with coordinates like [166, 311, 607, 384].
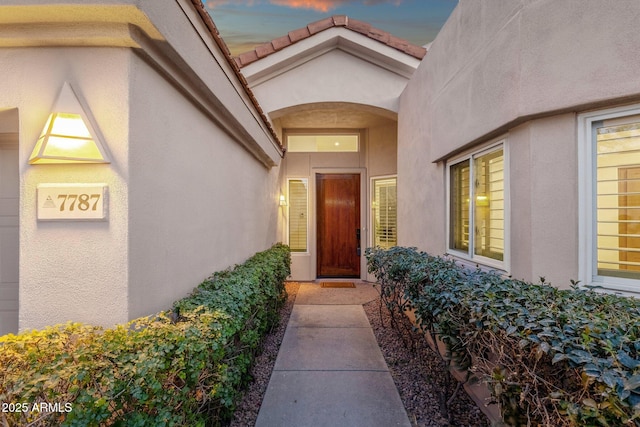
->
[0, 243, 291, 427]
[366, 246, 640, 426]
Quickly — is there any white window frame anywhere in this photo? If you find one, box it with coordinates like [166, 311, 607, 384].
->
[578, 103, 640, 296]
[446, 139, 509, 272]
[286, 177, 310, 255]
[370, 174, 398, 250]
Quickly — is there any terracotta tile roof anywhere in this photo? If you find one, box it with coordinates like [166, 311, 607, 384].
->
[234, 15, 427, 68]
[190, 0, 284, 153]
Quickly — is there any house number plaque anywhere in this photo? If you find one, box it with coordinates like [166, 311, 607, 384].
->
[37, 184, 108, 221]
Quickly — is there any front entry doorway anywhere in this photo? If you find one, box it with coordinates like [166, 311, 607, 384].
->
[316, 173, 361, 277]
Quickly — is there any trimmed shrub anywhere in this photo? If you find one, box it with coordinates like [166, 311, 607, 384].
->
[0, 243, 290, 427]
[366, 246, 640, 427]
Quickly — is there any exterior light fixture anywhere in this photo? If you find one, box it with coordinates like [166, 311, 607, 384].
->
[29, 82, 110, 164]
[279, 194, 287, 206]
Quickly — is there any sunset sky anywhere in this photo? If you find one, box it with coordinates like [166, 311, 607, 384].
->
[205, 0, 458, 56]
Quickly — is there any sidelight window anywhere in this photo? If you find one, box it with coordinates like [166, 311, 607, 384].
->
[288, 178, 308, 252]
[372, 176, 397, 249]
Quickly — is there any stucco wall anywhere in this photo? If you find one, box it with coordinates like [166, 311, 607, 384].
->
[127, 54, 281, 319]
[423, 0, 640, 161]
[507, 115, 579, 286]
[1, 47, 131, 330]
[368, 122, 397, 178]
[397, 71, 445, 255]
[398, 0, 637, 287]
[1, 0, 283, 330]
[251, 49, 410, 115]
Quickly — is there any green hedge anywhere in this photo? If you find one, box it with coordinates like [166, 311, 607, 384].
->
[0, 243, 290, 427]
[366, 246, 640, 427]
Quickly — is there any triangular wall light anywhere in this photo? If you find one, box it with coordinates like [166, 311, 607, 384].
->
[29, 82, 110, 164]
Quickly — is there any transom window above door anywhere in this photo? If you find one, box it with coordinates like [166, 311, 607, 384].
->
[286, 132, 359, 152]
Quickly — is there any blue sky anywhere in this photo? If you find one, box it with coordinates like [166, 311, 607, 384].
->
[205, 0, 458, 56]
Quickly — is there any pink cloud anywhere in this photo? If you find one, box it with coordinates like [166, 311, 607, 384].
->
[269, 0, 347, 12]
[271, 0, 403, 11]
[207, 0, 402, 12]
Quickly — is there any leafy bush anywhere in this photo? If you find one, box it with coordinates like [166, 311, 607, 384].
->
[366, 246, 640, 426]
[0, 243, 290, 427]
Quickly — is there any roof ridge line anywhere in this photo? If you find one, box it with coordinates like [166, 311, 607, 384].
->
[235, 14, 426, 69]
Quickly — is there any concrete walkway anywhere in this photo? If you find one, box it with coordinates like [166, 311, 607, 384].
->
[255, 281, 412, 427]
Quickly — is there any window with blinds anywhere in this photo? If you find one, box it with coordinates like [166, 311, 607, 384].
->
[450, 160, 470, 252]
[288, 179, 308, 252]
[474, 149, 505, 261]
[372, 177, 397, 249]
[596, 122, 640, 279]
[449, 144, 505, 265]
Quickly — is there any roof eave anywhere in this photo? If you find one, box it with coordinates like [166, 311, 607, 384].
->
[189, 0, 284, 154]
[235, 15, 426, 69]
[241, 27, 423, 87]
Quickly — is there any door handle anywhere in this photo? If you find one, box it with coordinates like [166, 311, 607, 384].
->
[356, 228, 361, 256]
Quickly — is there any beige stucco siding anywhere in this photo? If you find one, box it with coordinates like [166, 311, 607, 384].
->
[1, 0, 283, 330]
[127, 54, 281, 319]
[368, 123, 397, 177]
[398, 0, 639, 287]
[399, 103, 580, 287]
[423, 0, 640, 161]
[251, 49, 410, 115]
[506, 123, 533, 281]
[4, 47, 131, 330]
[507, 115, 579, 287]
[397, 72, 445, 256]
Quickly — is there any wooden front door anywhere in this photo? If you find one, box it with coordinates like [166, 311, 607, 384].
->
[316, 173, 361, 277]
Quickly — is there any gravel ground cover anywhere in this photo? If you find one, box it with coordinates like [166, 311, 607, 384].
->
[363, 297, 490, 427]
[229, 281, 300, 427]
[229, 282, 489, 427]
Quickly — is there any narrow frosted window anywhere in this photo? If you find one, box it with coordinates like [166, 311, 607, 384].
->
[288, 179, 308, 252]
[373, 177, 397, 249]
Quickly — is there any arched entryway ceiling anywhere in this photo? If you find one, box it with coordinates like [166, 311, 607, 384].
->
[271, 102, 397, 130]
